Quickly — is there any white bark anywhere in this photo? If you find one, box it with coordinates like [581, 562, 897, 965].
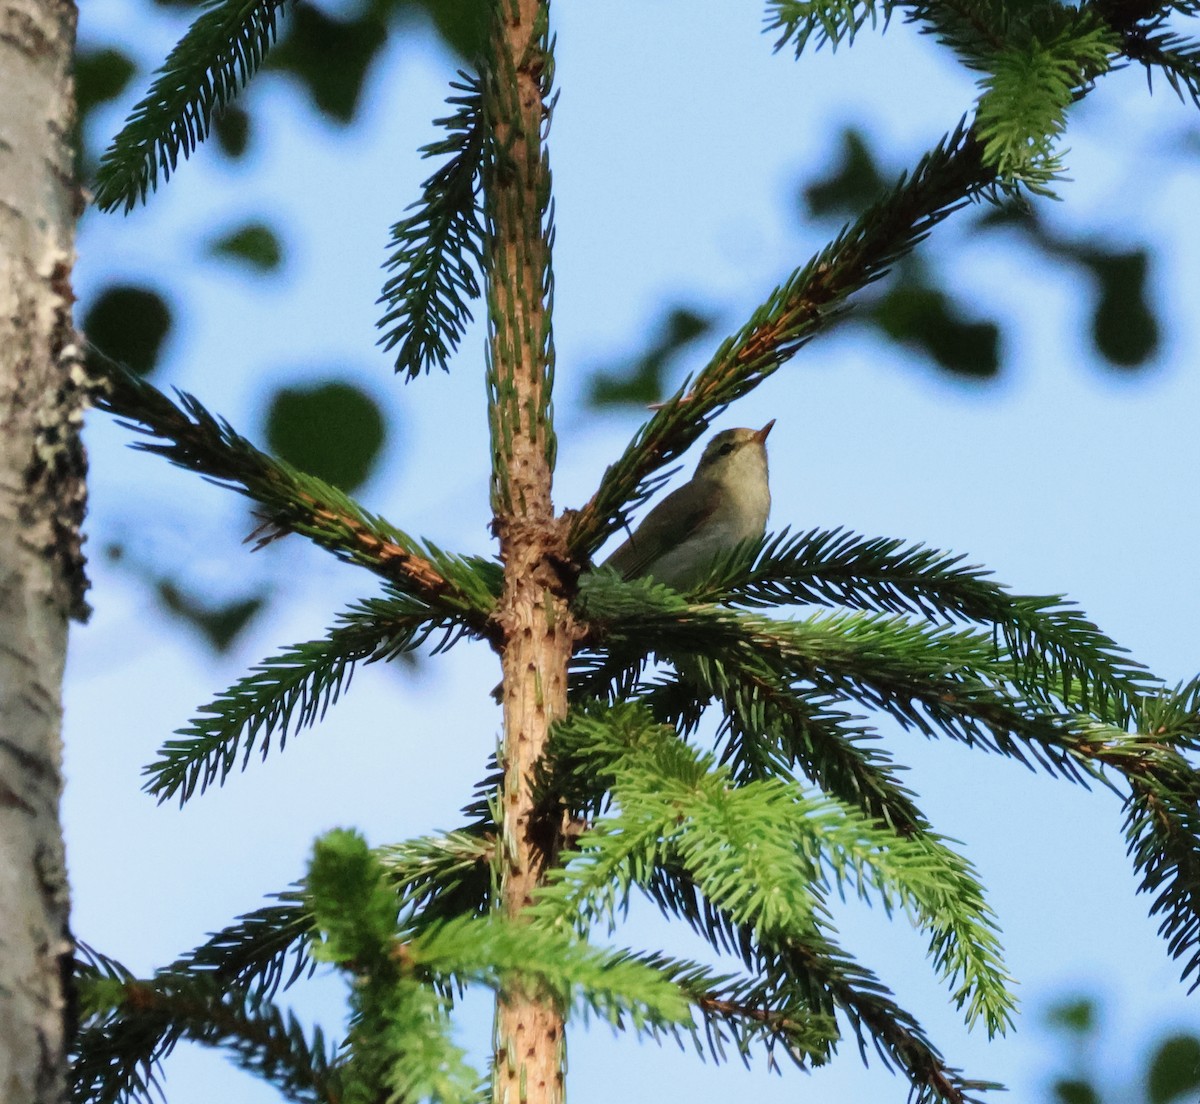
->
[0, 0, 83, 1099]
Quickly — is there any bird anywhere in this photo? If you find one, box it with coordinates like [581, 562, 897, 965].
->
[603, 421, 774, 590]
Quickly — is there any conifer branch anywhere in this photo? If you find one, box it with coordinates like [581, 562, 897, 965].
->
[377, 829, 494, 922]
[1125, 761, 1200, 986]
[702, 527, 1152, 726]
[410, 917, 694, 1032]
[166, 899, 314, 1000]
[578, 574, 1107, 781]
[1083, 680, 1200, 987]
[1099, 0, 1200, 100]
[145, 833, 493, 1019]
[72, 973, 338, 1104]
[482, 4, 559, 516]
[144, 591, 472, 804]
[479, 2, 574, 1100]
[771, 0, 1117, 190]
[307, 832, 689, 1099]
[91, 359, 500, 632]
[1121, 26, 1200, 105]
[972, 13, 1116, 191]
[94, 0, 291, 212]
[73, 832, 494, 1104]
[686, 971, 841, 1067]
[306, 830, 484, 1104]
[378, 73, 488, 378]
[588, 950, 844, 1068]
[75, 941, 137, 987]
[780, 933, 1000, 1104]
[766, 0, 894, 54]
[544, 703, 1015, 1037]
[660, 663, 931, 823]
[568, 119, 995, 557]
[906, 0, 1010, 58]
[569, 646, 655, 708]
[644, 867, 998, 1103]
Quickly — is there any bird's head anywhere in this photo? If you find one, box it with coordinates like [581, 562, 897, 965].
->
[694, 420, 774, 486]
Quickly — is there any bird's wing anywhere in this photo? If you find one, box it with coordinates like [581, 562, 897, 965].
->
[603, 480, 721, 581]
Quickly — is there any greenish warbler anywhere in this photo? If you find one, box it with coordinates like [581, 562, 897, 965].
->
[604, 421, 774, 590]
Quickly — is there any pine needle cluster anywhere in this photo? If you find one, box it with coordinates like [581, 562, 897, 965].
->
[77, 0, 1200, 1102]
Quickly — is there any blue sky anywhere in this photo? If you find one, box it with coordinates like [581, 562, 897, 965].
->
[68, 2, 1200, 1101]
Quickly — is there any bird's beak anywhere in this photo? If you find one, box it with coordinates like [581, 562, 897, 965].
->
[755, 419, 776, 444]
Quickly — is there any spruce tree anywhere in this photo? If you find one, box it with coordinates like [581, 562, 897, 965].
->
[73, 1, 1200, 1102]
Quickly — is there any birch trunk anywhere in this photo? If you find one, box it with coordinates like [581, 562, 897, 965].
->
[0, 0, 85, 1098]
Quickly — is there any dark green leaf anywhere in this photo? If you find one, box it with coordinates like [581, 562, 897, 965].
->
[214, 104, 251, 156]
[264, 3, 386, 123]
[587, 307, 715, 408]
[157, 581, 265, 652]
[870, 279, 999, 379]
[1148, 1033, 1200, 1104]
[208, 221, 284, 271]
[264, 380, 387, 493]
[82, 284, 172, 378]
[976, 208, 1159, 372]
[803, 128, 887, 217]
[1046, 996, 1097, 1035]
[75, 48, 137, 120]
[1084, 249, 1159, 368]
[1053, 1078, 1100, 1104]
[401, 0, 490, 59]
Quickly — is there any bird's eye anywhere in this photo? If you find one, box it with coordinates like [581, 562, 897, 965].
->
[718, 443, 735, 456]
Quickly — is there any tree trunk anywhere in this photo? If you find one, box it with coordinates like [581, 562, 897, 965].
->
[0, 0, 85, 1099]
[485, 1, 572, 1102]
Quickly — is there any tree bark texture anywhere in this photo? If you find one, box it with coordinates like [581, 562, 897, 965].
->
[0, 0, 84, 1099]
[485, 2, 572, 1102]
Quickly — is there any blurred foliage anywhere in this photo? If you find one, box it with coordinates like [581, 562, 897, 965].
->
[978, 204, 1160, 368]
[1148, 1036, 1200, 1104]
[583, 123, 1165, 407]
[82, 284, 172, 378]
[1048, 996, 1098, 1034]
[802, 127, 887, 216]
[804, 126, 1162, 379]
[75, 47, 137, 118]
[263, 3, 388, 123]
[207, 221, 284, 272]
[395, 0, 489, 59]
[261, 0, 487, 124]
[1042, 994, 1200, 1104]
[586, 306, 716, 408]
[103, 542, 266, 653]
[1088, 250, 1158, 366]
[264, 380, 388, 494]
[156, 581, 266, 653]
[870, 260, 1000, 378]
[213, 104, 250, 157]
